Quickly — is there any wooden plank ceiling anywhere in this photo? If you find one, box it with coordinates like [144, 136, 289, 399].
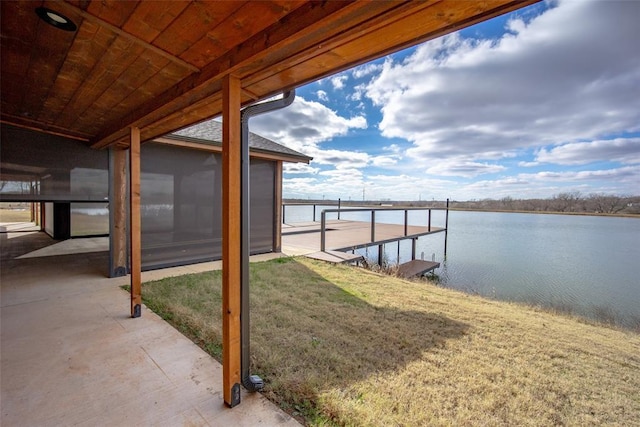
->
[1, 0, 537, 149]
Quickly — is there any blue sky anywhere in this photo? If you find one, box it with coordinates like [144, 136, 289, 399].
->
[251, 0, 640, 201]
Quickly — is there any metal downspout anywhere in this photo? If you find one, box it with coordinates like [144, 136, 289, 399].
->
[240, 90, 296, 392]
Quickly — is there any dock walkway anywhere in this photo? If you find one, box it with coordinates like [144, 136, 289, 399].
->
[397, 259, 441, 278]
[282, 219, 444, 255]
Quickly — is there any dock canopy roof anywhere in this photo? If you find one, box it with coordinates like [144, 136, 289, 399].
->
[1, 0, 536, 149]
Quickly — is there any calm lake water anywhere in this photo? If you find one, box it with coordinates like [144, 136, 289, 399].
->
[284, 205, 640, 328]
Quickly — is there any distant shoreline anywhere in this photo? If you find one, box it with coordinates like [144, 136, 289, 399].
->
[445, 207, 639, 219]
[282, 200, 639, 219]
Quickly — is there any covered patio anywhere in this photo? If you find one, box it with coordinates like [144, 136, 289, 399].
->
[1, 0, 537, 412]
[0, 231, 298, 425]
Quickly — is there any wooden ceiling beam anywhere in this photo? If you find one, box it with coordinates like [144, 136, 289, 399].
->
[241, 0, 539, 100]
[0, 116, 91, 142]
[56, 1, 200, 73]
[90, 1, 394, 148]
[1, 0, 540, 148]
[88, 0, 538, 150]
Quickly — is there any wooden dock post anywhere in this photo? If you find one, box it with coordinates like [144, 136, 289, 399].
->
[444, 198, 449, 258]
[411, 238, 417, 260]
[371, 211, 376, 242]
[404, 209, 408, 236]
[378, 244, 384, 267]
[320, 211, 327, 252]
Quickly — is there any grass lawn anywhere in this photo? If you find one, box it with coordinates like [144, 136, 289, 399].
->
[140, 257, 640, 426]
[0, 208, 31, 223]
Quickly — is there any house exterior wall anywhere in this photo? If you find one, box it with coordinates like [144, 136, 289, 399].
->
[1, 126, 285, 273]
[138, 142, 277, 270]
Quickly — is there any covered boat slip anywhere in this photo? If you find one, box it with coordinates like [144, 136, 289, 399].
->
[1, 0, 538, 409]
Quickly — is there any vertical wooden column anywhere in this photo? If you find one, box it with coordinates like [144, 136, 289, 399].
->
[129, 127, 142, 318]
[111, 148, 128, 277]
[222, 74, 242, 407]
[273, 161, 283, 252]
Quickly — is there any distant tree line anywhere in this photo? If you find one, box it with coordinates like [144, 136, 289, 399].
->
[450, 193, 639, 215]
[284, 193, 640, 215]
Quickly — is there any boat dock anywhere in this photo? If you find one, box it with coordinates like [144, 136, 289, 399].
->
[281, 205, 449, 276]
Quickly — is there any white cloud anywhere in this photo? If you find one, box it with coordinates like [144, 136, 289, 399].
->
[535, 138, 640, 165]
[283, 163, 320, 175]
[518, 161, 539, 167]
[426, 160, 506, 178]
[256, 2, 639, 201]
[349, 84, 366, 102]
[320, 168, 363, 181]
[383, 144, 402, 154]
[365, 0, 640, 162]
[526, 166, 640, 183]
[371, 155, 398, 167]
[330, 75, 348, 90]
[312, 149, 370, 169]
[352, 63, 383, 79]
[285, 177, 318, 184]
[316, 90, 328, 102]
[250, 97, 367, 153]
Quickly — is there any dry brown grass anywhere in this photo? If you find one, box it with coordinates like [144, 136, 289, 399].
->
[0, 208, 31, 223]
[140, 257, 640, 426]
[69, 213, 109, 235]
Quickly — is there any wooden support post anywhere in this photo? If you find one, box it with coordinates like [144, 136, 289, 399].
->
[222, 74, 242, 408]
[111, 148, 128, 277]
[129, 127, 142, 318]
[378, 244, 384, 267]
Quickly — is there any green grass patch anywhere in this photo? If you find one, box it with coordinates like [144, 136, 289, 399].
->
[139, 257, 640, 426]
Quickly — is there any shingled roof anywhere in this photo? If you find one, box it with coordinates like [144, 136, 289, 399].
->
[165, 120, 312, 163]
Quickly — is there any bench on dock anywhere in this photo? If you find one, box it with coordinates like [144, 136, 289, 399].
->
[397, 259, 440, 278]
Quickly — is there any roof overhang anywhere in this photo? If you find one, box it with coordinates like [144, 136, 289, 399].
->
[1, 0, 538, 150]
[154, 135, 312, 164]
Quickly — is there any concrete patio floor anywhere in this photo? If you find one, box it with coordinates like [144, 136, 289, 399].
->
[0, 231, 300, 426]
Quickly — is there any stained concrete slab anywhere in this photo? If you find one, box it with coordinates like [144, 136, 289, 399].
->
[0, 222, 40, 232]
[1, 231, 300, 427]
[16, 236, 109, 258]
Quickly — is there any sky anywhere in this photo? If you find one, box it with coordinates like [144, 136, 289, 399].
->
[250, 0, 640, 201]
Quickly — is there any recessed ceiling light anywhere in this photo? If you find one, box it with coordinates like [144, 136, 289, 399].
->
[35, 7, 77, 32]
